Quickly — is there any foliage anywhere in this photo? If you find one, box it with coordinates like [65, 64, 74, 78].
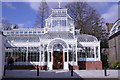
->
[100, 38, 109, 48]
[1, 18, 19, 30]
[101, 53, 108, 68]
[110, 61, 120, 69]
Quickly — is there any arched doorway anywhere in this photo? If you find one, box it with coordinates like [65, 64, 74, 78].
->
[47, 39, 68, 70]
[53, 44, 63, 69]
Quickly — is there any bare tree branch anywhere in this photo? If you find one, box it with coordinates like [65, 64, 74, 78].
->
[34, 0, 49, 28]
[2, 18, 12, 30]
[65, 2, 106, 40]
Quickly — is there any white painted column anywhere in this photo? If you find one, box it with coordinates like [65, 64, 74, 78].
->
[75, 43, 78, 65]
[67, 49, 69, 69]
[41, 45, 43, 63]
[51, 19, 53, 30]
[51, 51, 53, 70]
[64, 50, 68, 70]
[72, 45, 74, 66]
[98, 42, 101, 61]
[47, 51, 52, 70]
[73, 44, 75, 65]
[47, 51, 49, 69]
[39, 41, 41, 67]
[66, 18, 67, 31]
[43, 44, 45, 62]
[26, 41, 29, 65]
[94, 46, 97, 61]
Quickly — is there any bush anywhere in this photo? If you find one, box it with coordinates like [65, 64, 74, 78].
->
[101, 53, 108, 68]
[110, 61, 120, 69]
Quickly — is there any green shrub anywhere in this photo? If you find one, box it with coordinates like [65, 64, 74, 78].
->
[101, 53, 108, 68]
[110, 61, 120, 69]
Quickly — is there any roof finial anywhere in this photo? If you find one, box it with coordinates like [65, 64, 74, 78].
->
[58, 0, 61, 8]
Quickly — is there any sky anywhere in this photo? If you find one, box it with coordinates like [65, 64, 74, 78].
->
[1, 1, 119, 28]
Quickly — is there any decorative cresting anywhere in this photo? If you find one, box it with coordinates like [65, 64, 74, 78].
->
[47, 39, 67, 50]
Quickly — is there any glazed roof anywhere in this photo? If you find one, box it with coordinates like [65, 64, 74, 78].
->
[76, 34, 98, 42]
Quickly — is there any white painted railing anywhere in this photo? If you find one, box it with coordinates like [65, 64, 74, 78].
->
[78, 58, 100, 61]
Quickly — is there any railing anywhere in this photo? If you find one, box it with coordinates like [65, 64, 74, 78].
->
[78, 58, 100, 61]
[3, 31, 44, 36]
[47, 28, 69, 31]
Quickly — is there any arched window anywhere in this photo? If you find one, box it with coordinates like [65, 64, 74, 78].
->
[48, 39, 67, 50]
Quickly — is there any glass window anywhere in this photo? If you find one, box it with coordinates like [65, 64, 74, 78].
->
[5, 47, 27, 62]
[7, 32, 10, 35]
[69, 52, 72, 61]
[27, 47, 39, 62]
[65, 52, 67, 62]
[16, 52, 26, 62]
[52, 20, 66, 28]
[24, 32, 27, 34]
[33, 31, 36, 33]
[11, 32, 14, 35]
[5, 52, 11, 62]
[45, 51, 47, 62]
[5, 47, 39, 62]
[96, 47, 98, 58]
[82, 53, 86, 58]
[38, 32, 41, 34]
[15, 32, 19, 34]
[79, 52, 82, 58]
[84, 47, 94, 58]
[49, 52, 51, 62]
[28, 52, 39, 62]
[74, 54, 76, 61]
[29, 31, 32, 33]
[20, 32, 23, 34]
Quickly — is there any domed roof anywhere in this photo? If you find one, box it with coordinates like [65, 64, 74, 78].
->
[76, 34, 98, 42]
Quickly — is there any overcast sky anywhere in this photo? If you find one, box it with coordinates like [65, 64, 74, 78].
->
[2, 1, 119, 28]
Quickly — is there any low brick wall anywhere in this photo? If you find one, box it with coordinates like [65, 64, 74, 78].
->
[78, 61, 102, 70]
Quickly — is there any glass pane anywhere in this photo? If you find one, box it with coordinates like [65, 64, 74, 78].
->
[65, 52, 67, 62]
[49, 52, 51, 62]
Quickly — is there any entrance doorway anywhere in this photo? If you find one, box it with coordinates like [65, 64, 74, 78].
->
[53, 51, 63, 69]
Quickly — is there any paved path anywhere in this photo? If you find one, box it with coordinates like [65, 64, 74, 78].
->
[3, 70, 119, 78]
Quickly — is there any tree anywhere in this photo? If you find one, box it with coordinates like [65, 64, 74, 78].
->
[1, 18, 12, 30]
[65, 2, 106, 40]
[34, 0, 49, 28]
[101, 53, 109, 68]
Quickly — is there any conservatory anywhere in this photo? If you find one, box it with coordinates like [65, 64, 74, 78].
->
[3, 8, 102, 70]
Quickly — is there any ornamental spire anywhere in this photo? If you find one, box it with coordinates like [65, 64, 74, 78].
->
[58, 0, 61, 8]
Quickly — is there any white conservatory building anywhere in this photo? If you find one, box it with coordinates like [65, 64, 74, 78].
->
[3, 8, 102, 70]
